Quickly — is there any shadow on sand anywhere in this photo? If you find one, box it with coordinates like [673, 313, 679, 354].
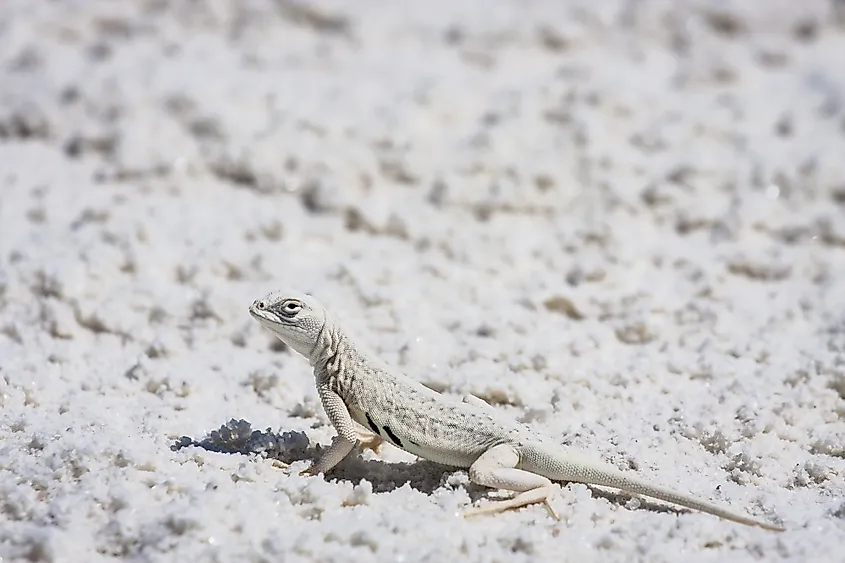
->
[172, 418, 690, 518]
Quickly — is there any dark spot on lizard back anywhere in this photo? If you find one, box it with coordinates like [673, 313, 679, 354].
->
[382, 425, 403, 448]
[365, 412, 380, 435]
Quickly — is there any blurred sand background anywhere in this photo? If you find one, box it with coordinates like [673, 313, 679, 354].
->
[1, 0, 845, 561]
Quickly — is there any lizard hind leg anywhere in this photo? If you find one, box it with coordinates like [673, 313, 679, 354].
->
[356, 430, 385, 454]
[463, 444, 560, 520]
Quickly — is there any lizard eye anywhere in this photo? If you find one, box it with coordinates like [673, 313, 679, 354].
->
[282, 300, 302, 315]
[256, 300, 266, 310]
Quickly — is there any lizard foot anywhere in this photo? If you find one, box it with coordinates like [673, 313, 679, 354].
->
[299, 465, 317, 477]
[356, 431, 385, 455]
[271, 460, 289, 470]
[463, 488, 559, 520]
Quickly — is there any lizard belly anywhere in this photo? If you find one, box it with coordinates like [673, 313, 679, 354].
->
[348, 406, 480, 467]
[402, 439, 481, 468]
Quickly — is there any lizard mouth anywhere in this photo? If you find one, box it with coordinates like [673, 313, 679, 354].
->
[248, 303, 277, 327]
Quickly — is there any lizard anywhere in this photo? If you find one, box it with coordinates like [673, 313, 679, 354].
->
[248, 289, 785, 531]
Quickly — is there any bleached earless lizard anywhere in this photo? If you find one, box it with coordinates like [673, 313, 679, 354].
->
[248, 289, 784, 531]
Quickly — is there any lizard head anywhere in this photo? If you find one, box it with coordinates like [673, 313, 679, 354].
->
[249, 289, 326, 357]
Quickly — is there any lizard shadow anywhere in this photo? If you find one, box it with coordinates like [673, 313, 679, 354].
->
[171, 418, 483, 498]
[172, 419, 694, 514]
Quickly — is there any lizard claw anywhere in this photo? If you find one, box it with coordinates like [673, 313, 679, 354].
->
[299, 465, 317, 477]
[544, 498, 560, 521]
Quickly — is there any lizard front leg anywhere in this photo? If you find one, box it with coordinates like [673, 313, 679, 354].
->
[463, 444, 559, 520]
[301, 384, 360, 476]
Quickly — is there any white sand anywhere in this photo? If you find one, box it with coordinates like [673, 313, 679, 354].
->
[1, 0, 844, 561]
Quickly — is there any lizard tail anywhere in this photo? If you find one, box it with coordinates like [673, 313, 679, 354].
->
[534, 448, 784, 531]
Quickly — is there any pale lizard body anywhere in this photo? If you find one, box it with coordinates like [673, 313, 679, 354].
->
[249, 289, 784, 531]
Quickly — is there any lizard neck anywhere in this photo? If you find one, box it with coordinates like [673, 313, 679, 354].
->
[308, 317, 359, 390]
[309, 318, 338, 369]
